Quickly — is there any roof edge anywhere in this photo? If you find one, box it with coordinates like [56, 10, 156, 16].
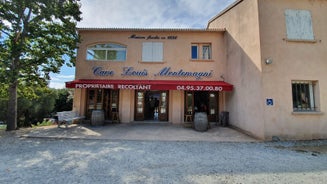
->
[77, 27, 225, 32]
[207, 0, 244, 28]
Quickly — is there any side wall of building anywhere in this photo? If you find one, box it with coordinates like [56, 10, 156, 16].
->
[208, 0, 265, 139]
[259, 0, 327, 140]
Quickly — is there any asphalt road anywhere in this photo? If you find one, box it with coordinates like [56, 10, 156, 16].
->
[1, 134, 327, 184]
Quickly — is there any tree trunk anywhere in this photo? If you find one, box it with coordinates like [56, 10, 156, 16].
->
[6, 83, 18, 131]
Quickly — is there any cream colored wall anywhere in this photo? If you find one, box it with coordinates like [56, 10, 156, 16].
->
[258, 0, 327, 140]
[73, 89, 87, 117]
[72, 88, 82, 113]
[170, 90, 184, 124]
[208, 0, 265, 139]
[208, 0, 327, 140]
[76, 30, 226, 81]
[119, 90, 134, 123]
[73, 30, 227, 124]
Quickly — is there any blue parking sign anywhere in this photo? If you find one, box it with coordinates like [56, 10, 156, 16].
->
[266, 99, 274, 106]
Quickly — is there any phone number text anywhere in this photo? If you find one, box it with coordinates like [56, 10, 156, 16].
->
[176, 85, 223, 91]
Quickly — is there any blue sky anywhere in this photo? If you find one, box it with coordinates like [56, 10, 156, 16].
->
[49, 0, 236, 88]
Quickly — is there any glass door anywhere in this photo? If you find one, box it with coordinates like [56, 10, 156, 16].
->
[208, 92, 218, 122]
[185, 92, 194, 115]
[184, 91, 219, 122]
[135, 91, 145, 121]
[159, 91, 168, 121]
[87, 89, 119, 120]
[135, 90, 168, 121]
[106, 90, 119, 120]
[86, 89, 103, 119]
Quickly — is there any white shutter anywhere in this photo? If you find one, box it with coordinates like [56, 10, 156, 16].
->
[285, 9, 314, 40]
[142, 42, 153, 62]
[152, 42, 163, 62]
[142, 42, 163, 62]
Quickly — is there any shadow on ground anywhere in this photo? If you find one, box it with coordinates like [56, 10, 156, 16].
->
[19, 123, 258, 142]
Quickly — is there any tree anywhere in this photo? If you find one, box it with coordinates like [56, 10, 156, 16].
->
[17, 87, 57, 127]
[0, 0, 81, 130]
[53, 88, 73, 112]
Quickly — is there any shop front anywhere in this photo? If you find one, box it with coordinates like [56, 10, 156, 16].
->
[66, 79, 233, 123]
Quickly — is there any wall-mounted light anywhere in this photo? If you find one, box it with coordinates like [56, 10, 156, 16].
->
[265, 58, 273, 65]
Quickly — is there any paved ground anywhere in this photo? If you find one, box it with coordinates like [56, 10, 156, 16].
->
[1, 124, 327, 184]
[20, 123, 257, 142]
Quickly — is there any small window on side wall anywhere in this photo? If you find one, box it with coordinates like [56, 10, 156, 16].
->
[292, 81, 318, 112]
[191, 43, 212, 60]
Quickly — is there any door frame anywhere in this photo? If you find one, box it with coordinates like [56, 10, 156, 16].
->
[134, 90, 169, 121]
[184, 91, 219, 122]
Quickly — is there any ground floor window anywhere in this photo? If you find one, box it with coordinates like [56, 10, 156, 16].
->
[292, 80, 318, 112]
[135, 90, 168, 121]
[86, 89, 119, 120]
[185, 91, 219, 122]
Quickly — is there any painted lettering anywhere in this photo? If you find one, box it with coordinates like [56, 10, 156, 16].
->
[118, 84, 151, 90]
[147, 35, 160, 40]
[75, 84, 114, 89]
[155, 67, 213, 80]
[93, 67, 114, 76]
[128, 34, 178, 40]
[167, 36, 178, 40]
[121, 67, 148, 76]
[129, 34, 146, 39]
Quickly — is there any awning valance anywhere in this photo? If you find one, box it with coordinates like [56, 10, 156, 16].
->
[65, 79, 233, 91]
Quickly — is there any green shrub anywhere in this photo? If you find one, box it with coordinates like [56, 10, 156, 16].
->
[0, 124, 6, 130]
[32, 119, 54, 128]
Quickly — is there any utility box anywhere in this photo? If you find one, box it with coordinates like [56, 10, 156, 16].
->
[220, 111, 229, 127]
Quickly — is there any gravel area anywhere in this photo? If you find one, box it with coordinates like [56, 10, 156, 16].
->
[1, 131, 327, 184]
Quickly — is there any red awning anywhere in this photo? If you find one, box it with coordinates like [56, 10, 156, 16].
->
[65, 79, 233, 91]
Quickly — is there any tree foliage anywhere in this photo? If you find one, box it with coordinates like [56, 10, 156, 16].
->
[0, 0, 81, 130]
[17, 87, 57, 127]
[53, 88, 73, 112]
[0, 87, 73, 127]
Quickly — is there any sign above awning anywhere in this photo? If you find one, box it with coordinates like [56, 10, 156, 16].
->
[65, 79, 233, 91]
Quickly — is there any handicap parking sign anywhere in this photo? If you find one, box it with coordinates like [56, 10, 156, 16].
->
[266, 99, 274, 106]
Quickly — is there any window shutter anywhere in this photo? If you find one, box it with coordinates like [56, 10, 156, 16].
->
[191, 45, 198, 59]
[285, 9, 314, 40]
[142, 42, 153, 61]
[152, 42, 163, 61]
[142, 42, 163, 62]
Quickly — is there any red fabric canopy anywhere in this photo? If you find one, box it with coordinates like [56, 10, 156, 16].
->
[65, 79, 233, 91]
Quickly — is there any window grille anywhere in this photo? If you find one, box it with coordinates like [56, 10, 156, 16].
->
[292, 81, 316, 111]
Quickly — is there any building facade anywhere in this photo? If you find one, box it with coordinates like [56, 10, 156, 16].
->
[67, 29, 233, 126]
[67, 0, 327, 140]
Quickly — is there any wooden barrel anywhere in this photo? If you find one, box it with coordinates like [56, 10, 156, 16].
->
[91, 110, 104, 126]
[194, 112, 208, 132]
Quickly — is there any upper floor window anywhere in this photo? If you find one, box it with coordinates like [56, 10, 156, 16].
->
[86, 43, 127, 61]
[292, 81, 318, 112]
[191, 43, 212, 60]
[142, 42, 163, 62]
[285, 9, 314, 41]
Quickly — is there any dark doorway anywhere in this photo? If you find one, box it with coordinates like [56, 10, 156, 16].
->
[185, 91, 219, 122]
[144, 91, 160, 120]
[194, 91, 209, 113]
[135, 90, 169, 121]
